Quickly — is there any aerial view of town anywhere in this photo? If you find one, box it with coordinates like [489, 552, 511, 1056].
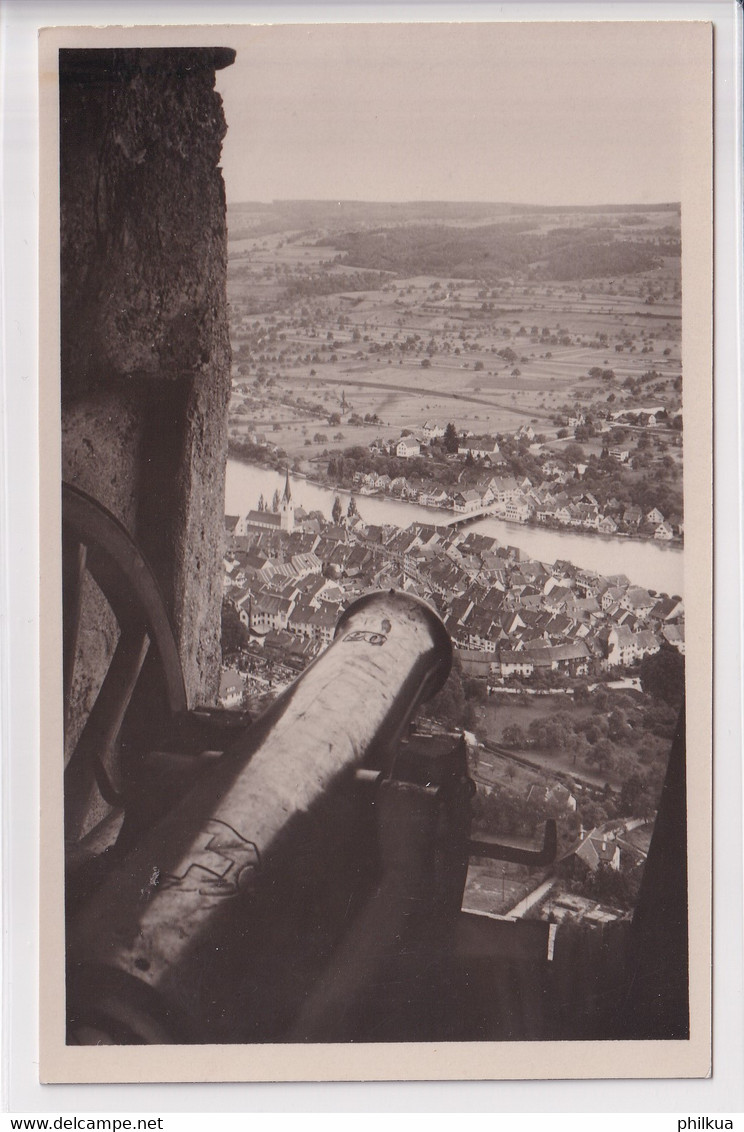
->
[46, 15, 714, 1065]
[218, 199, 685, 931]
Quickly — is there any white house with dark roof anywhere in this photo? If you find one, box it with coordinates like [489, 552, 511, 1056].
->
[623, 504, 643, 526]
[458, 437, 501, 460]
[621, 586, 656, 617]
[498, 650, 535, 678]
[651, 596, 684, 621]
[242, 591, 295, 635]
[575, 835, 621, 872]
[606, 626, 660, 667]
[504, 496, 531, 523]
[396, 436, 421, 458]
[488, 476, 521, 505]
[452, 489, 482, 514]
[218, 669, 244, 709]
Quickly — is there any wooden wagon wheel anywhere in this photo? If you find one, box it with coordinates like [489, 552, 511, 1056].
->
[62, 483, 188, 855]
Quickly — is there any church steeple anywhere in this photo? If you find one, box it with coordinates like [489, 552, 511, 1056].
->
[280, 468, 294, 532]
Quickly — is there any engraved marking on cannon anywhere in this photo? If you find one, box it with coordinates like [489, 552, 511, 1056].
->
[342, 630, 388, 646]
[159, 819, 260, 897]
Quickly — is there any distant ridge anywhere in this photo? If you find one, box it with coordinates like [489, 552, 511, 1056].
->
[229, 199, 680, 214]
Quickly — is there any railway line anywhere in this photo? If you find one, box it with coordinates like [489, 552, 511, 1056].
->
[477, 738, 617, 797]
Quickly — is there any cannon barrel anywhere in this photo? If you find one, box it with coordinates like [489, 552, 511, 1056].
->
[66, 590, 452, 1044]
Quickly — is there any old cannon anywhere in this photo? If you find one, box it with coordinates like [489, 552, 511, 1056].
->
[62, 484, 685, 1046]
[63, 484, 533, 1043]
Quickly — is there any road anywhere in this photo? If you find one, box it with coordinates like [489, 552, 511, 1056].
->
[314, 374, 554, 419]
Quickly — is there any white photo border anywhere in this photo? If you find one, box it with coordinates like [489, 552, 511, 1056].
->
[2, 0, 742, 1113]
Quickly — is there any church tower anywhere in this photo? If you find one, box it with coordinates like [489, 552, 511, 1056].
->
[280, 468, 295, 532]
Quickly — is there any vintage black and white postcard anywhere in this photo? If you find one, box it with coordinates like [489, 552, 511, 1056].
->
[38, 19, 712, 1083]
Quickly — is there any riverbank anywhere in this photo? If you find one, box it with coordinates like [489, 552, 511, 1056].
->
[323, 481, 684, 546]
[225, 458, 684, 595]
[228, 441, 682, 546]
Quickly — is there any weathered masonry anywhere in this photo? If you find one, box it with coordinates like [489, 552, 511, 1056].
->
[60, 47, 236, 717]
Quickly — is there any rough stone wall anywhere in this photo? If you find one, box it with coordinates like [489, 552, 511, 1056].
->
[60, 48, 235, 708]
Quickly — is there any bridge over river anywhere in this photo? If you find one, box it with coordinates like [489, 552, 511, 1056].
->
[444, 505, 501, 528]
[226, 459, 684, 595]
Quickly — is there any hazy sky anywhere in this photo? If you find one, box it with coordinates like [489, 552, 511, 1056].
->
[215, 21, 708, 206]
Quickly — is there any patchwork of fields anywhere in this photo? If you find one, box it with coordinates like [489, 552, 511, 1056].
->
[226, 201, 681, 466]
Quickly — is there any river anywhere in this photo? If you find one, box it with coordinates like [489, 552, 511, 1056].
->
[225, 459, 684, 596]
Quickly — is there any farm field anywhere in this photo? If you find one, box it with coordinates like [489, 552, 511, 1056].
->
[225, 200, 682, 469]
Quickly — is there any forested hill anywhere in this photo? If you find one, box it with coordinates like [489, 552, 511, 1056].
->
[226, 199, 680, 244]
[317, 222, 679, 282]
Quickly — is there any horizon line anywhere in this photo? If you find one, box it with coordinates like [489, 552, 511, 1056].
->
[225, 198, 681, 210]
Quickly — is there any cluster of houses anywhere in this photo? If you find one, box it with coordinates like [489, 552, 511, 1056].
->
[560, 817, 652, 876]
[220, 482, 685, 707]
[361, 402, 678, 472]
[429, 529, 684, 683]
[464, 809, 654, 927]
[606, 406, 682, 430]
[531, 491, 678, 540]
[352, 462, 679, 540]
[385, 423, 527, 464]
[518, 818, 654, 928]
